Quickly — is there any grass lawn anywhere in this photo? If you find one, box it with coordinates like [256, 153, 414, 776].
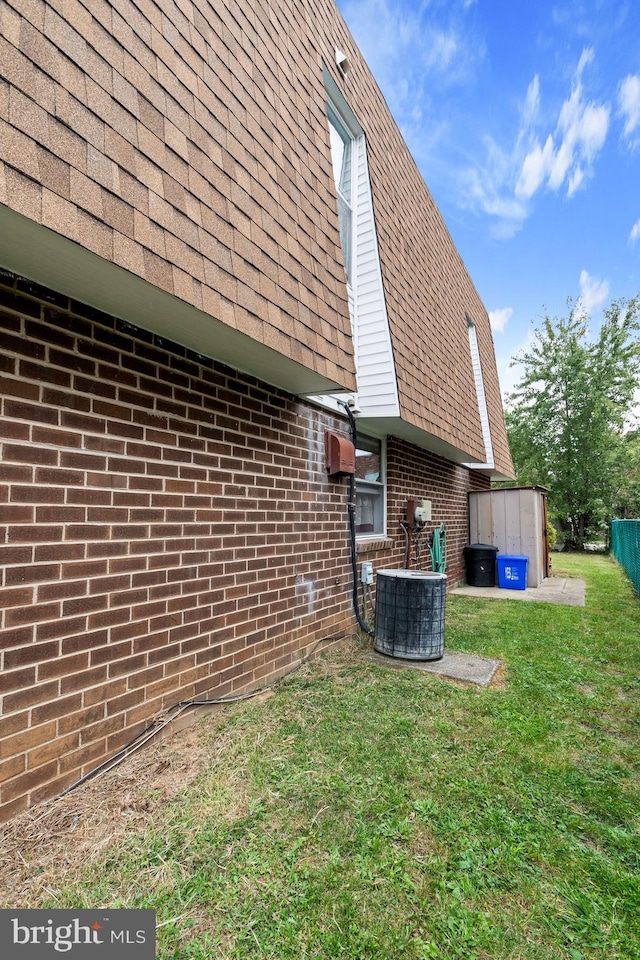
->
[2, 553, 639, 959]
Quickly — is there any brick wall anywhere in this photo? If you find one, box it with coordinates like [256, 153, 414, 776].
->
[0, 273, 490, 820]
[356, 438, 490, 585]
[0, 274, 356, 821]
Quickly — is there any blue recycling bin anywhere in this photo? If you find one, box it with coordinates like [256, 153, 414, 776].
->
[497, 555, 528, 590]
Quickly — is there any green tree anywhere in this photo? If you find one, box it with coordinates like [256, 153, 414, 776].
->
[505, 296, 640, 548]
[613, 428, 640, 518]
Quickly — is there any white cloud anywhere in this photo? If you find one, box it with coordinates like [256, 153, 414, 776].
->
[489, 307, 513, 333]
[630, 218, 640, 244]
[338, 5, 613, 241]
[578, 269, 609, 316]
[337, 0, 483, 106]
[423, 29, 459, 74]
[618, 74, 640, 146]
[522, 74, 541, 127]
[516, 48, 610, 201]
[459, 48, 610, 236]
[516, 133, 554, 199]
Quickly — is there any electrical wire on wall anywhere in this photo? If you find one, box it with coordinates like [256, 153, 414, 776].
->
[339, 401, 375, 637]
[360, 572, 376, 625]
[400, 520, 412, 568]
[400, 518, 427, 569]
[401, 518, 447, 574]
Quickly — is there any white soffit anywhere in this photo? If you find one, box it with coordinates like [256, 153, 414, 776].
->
[0, 205, 350, 397]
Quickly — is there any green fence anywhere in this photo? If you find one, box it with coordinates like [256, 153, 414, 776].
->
[610, 519, 640, 594]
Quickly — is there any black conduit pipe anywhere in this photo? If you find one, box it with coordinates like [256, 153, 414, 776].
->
[339, 401, 375, 637]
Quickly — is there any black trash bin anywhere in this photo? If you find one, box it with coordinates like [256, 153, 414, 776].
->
[463, 544, 499, 587]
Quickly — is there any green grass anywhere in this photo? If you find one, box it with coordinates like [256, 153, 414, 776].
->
[18, 555, 640, 958]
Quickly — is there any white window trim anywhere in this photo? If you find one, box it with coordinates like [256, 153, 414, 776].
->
[355, 433, 387, 538]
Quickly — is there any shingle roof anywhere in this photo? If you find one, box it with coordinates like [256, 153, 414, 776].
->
[0, 0, 513, 476]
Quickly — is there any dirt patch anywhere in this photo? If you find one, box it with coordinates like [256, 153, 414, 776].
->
[0, 644, 355, 907]
[0, 704, 242, 907]
[489, 663, 508, 689]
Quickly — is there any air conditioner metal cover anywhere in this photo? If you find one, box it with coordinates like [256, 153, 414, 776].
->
[374, 569, 446, 661]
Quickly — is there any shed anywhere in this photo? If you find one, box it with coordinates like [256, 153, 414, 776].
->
[468, 487, 550, 588]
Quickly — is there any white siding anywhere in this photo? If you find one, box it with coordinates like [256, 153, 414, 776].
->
[466, 321, 494, 468]
[466, 318, 495, 470]
[351, 136, 400, 418]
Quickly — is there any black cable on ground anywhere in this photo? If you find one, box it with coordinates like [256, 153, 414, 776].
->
[58, 636, 329, 798]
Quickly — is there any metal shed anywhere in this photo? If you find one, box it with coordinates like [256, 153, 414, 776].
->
[468, 486, 550, 588]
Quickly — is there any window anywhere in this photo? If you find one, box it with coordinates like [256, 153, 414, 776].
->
[327, 104, 353, 285]
[355, 435, 385, 535]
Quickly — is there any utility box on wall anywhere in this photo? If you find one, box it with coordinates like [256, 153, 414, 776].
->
[468, 487, 550, 588]
[325, 430, 355, 476]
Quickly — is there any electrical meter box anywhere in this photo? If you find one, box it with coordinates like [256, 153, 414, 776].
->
[406, 498, 432, 524]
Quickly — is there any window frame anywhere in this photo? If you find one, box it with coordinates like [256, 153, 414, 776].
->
[325, 96, 359, 287]
[354, 434, 386, 538]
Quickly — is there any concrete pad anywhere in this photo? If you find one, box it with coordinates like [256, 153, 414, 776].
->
[366, 649, 501, 687]
[451, 576, 586, 607]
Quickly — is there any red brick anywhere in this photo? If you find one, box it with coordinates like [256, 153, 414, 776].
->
[0, 261, 490, 824]
[0, 625, 34, 651]
[34, 542, 85, 562]
[90, 640, 132, 666]
[0, 464, 33, 482]
[29, 771, 79, 805]
[16, 362, 72, 389]
[42, 387, 91, 411]
[0, 720, 57, 761]
[0, 754, 26, 783]
[62, 594, 108, 617]
[57, 704, 106, 736]
[0, 795, 30, 821]
[3, 640, 59, 669]
[37, 616, 88, 642]
[1, 760, 59, 804]
[58, 740, 109, 776]
[0, 420, 29, 440]
[0, 666, 37, 693]
[37, 652, 89, 680]
[60, 664, 108, 694]
[10, 485, 65, 503]
[32, 426, 81, 447]
[4, 601, 61, 626]
[0, 585, 33, 608]
[34, 467, 84, 485]
[3, 681, 60, 715]
[31, 693, 83, 726]
[0, 375, 40, 400]
[35, 505, 85, 523]
[65, 524, 111, 541]
[3, 443, 58, 465]
[27, 731, 80, 769]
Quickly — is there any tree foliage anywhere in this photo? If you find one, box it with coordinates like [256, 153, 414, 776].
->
[505, 296, 640, 548]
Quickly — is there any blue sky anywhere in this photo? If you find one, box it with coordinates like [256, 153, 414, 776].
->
[335, 0, 640, 401]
